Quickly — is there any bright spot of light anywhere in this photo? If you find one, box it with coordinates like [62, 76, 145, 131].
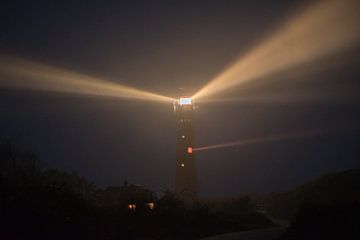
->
[179, 97, 192, 105]
[181, 163, 185, 167]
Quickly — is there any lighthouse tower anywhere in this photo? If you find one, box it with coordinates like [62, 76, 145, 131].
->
[174, 97, 197, 199]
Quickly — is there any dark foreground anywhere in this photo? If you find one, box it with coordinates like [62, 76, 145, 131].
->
[1, 142, 360, 239]
[0, 141, 273, 240]
[201, 227, 285, 240]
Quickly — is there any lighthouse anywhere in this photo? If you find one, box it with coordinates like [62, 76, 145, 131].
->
[174, 97, 197, 199]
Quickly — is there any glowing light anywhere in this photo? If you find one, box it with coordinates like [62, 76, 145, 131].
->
[179, 97, 192, 105]
[128, 204, 136, 210]
[146, 202, 155, 210]
[182, 135, 185, 139]
[187, 147, 193, 154]
[181, 163, 185, 167]
[0, 55, 175, 103]
[192, 0, 360, 100]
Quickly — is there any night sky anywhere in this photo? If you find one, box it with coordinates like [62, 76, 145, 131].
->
[1, 0, 359, 197]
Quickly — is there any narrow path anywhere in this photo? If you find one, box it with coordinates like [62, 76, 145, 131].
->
[201, 227, 285, 240]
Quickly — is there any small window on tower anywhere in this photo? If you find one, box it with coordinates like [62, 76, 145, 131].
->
[187, 147, 193, 154]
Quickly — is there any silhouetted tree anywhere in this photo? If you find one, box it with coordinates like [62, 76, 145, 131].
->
[41, 169, 96, 199]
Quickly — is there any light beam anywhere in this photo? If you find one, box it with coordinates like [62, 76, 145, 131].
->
[0, 55, 175, 103]
[193, 128, 349, 152]
[192, 0, 360, 100]
[196, 91, 359, 105]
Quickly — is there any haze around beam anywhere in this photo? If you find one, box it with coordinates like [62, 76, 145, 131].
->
[192, 0, 360, 100]
[0, 55, 175, 103]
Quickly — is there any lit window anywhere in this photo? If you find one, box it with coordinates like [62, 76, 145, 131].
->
[181, 163, 185, 167]
[182, 135, 185, 139]
[187, 147, 193, 154]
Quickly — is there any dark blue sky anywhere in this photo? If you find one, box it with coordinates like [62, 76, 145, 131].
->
[0, 0, 359, 197]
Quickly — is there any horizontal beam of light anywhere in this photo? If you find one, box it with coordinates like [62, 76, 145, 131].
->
[193, 128, 345, 152]
[192, 0, 360, 100]
[0, 55, 175, 103]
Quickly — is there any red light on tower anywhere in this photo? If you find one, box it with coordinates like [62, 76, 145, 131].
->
[187, 147, 193, 154]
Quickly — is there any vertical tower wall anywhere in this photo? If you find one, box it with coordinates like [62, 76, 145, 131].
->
[174, 100, 197, 198]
